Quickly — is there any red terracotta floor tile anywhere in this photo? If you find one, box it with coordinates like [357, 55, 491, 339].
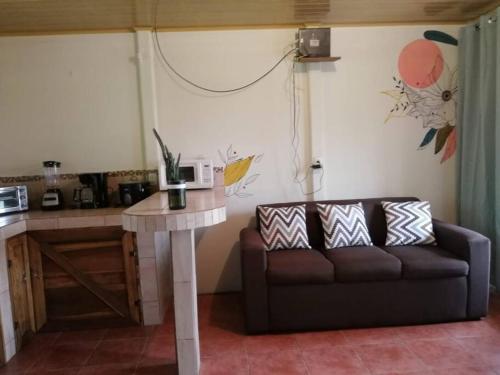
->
[56, 329, 108, 344]
[152, 322, 175, 338]
[1, 348, 43, 373]
[4, 333, 62, 373]
[456, 336, 500, 368]
[200, 354, 248, 375]
[441, 320, 500, 338]
[342, 327, 402, 345]
[33, 341, 99, 370]
[396, 324, 452, 341]
[355, 343, 427, 374]
[302, 346, 371, 375]
[244, 334, 298, 356]
[104, 326, 155, 340]
[200, 336, 245, 358]
[26, 368, 82, 375]
[199, 326, 244, 342]
[135, 363, 177, 375]
[248, 349, 307, 375]
[140, 335, 177, 366]
[292, 330, 347, 351]
[6, 292, 500, 375]
[431, 367, 499, 375]
[77, 363, 137, 375]
[86, 338, 146, 367]
[405, 338, 486, 369]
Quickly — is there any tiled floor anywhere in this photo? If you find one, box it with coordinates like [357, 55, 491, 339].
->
[2, 292, 500, 375]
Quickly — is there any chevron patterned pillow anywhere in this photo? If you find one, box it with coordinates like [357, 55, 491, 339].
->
[257, 205, 311, 250]
[382, 201, 437, 246]
[317, 203, 373, 249]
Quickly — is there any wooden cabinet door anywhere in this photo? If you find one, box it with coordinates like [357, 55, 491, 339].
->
[6, 234, 35, 350]
[27, 236, 47, 331]
[122, 232, 141, 323]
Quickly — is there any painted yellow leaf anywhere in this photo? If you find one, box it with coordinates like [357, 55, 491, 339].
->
[224, 156, 254, 186]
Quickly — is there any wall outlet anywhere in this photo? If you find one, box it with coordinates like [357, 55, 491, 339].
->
[311, 157, 324, 169]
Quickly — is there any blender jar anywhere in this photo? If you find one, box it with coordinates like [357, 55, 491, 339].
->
[43, 161, 61, 190]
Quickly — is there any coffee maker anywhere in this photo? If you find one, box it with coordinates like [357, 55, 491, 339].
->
[74, 173, 109, 209]
[41, 161, 64, 210]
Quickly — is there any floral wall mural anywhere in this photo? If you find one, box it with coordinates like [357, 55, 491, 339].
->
[382, 30, 458, 163]
[218, 145, 263, 198]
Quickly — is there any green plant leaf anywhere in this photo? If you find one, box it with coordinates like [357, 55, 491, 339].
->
[419, 128, 438, 149]
[435, 125, 454, 154]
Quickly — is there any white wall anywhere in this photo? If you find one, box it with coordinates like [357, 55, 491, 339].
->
[153, 25, 459, 293]
[324, 26, 458, 222]
[0, 26, 460, 294]
[0, 33, 143, 176]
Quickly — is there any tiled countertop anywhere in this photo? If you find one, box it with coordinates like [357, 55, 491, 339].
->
[122, 188, 226, 232]
[0, 207, 125, 239]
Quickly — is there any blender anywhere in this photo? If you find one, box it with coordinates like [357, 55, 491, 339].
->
[41, 161, 64, 210]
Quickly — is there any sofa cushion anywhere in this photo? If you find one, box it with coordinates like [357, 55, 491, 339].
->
[382, 246, 469, 279]
[382, 201, 436, 246]
[258, 205, 311, 250]
[266, 249, 334, 285]
[317, 203, 373, 248]
[323, 246, 401, 282]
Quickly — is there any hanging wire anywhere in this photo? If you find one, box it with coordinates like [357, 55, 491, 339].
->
[290, 60, 324, 196]
[152, 0, 297, 93]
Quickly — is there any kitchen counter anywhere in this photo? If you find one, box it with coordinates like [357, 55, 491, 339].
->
[123, 188, 227, 375]
[122, 188, 226, 232]
[0, 208, 125, 239]
[0, 206, 127, 363]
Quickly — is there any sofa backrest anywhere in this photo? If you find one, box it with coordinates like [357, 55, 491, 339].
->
[256, 197, 419, 248]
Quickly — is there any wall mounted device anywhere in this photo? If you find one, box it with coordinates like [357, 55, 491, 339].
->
[297, 28, 331, 58]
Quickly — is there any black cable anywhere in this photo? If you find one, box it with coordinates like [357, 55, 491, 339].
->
[153, 0, 297, 93]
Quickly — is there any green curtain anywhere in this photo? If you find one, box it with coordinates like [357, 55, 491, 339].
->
[457, 7, 500, 289]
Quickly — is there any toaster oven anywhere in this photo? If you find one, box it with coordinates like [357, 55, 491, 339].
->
[0, 185, 28, 215]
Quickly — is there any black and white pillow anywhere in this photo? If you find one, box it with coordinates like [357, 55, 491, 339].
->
[317, 203, 373, 249]
[258, 205, 311, 251]
[382, 201, 436, 246]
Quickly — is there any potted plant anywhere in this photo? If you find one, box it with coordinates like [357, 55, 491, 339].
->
[153, 129, 186, 210]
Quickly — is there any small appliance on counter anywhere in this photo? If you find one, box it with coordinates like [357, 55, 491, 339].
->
[41, 161, 64, 210]
[0, 185, 28, 215]
[119, 181, 151, 207]
[73, 173, 109, 209]
[159, 158, 214, 191]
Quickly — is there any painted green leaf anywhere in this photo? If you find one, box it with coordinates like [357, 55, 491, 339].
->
[424, 30, 458, 46]
[419, 128, 438, 149]
[435, 125, 454, 154]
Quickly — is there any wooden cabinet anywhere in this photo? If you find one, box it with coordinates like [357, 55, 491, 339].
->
[6, 234, 36, 351]
[6, 227, 141, 346]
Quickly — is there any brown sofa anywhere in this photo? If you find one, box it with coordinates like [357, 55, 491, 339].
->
[240, 197, 491, 333]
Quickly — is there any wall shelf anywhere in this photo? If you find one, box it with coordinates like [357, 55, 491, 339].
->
[296, 56, 341, 63]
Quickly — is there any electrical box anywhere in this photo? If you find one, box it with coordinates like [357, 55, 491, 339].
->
[298, 28, 331, 58]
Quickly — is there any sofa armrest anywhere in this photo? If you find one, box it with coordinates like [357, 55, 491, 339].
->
[240, 227, 269, 333]
[433, 219, 491, 318]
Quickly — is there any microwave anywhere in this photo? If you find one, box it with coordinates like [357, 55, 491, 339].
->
[0, 185, 28, 215]
[159, 159, 214, 190]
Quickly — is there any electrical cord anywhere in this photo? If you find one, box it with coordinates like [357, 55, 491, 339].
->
[153, 0, 297, 93]
[152, 0, 322, 193]
[290, 59, 324, 196]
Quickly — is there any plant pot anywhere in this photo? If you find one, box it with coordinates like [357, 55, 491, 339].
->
[166, 180, 186, 210]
